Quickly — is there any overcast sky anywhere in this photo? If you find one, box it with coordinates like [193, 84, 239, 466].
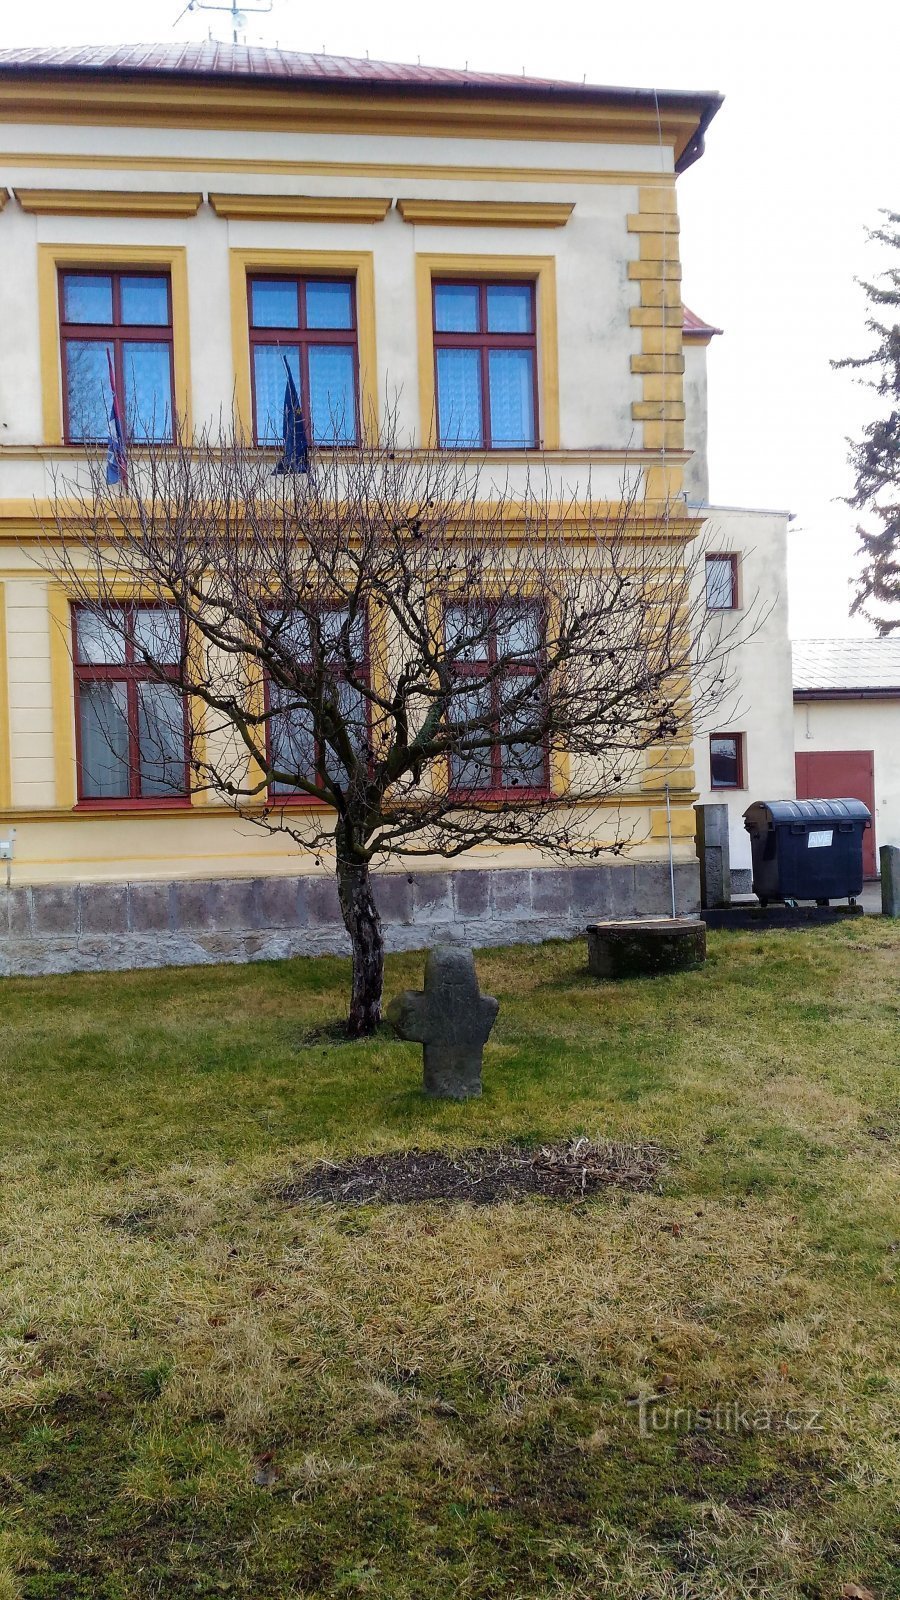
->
[5, 0, 898, 638]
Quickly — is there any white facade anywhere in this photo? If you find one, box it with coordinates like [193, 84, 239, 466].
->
[794, 697, 900, 858]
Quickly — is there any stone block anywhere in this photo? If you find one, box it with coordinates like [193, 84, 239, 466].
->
[79, 883, 128, 935]
[881, 845, 900, 917]
[127, 881, 173, 933]
[255, 876, 307, 930]
[173, 879, 258, 933]
[412, 872, 454, 922]
[4, 887, 32, 937]
[530, 868, 572, 917]
[307, 876, 341, 927]
[31, 885, 79, 936]
[694, 802, 732, 908]
[675, 861, 702, 917]
[569, 866, 613, 917]
[490, 869, 533, 919]
[633, 861, 674, 917]
[371, 873, 413, 925]
[453, 870, 490, 919]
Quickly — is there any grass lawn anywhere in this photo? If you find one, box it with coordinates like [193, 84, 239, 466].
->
[0, 922, 898, 1599]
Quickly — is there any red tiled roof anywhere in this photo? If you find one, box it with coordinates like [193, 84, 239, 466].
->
[0, 42, 720, 114]
[682, 305, 723, 338]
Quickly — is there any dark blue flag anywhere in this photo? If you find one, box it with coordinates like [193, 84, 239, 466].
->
[274, 355, 309, 475]
[105, 349, 128, 487]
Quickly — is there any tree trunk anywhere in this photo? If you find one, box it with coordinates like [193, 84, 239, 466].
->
[335, 847, 384, 1037]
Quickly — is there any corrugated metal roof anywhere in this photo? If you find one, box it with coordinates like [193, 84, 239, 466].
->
[792, 638, 900, 693]
[0, 42, 719, 112]
[682, 304, 723, 337]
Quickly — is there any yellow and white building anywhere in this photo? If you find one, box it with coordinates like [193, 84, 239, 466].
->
[0, 43, 792, 970]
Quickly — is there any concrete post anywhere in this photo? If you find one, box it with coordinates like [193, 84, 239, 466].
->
[881, 845, 900, 917]
[694, 803, 732, 909]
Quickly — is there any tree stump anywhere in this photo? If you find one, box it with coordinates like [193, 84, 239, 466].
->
[586, 918, 706, 979]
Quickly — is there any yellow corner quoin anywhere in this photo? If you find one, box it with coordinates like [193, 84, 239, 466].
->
[396, 199, 575, 228]
[227, 248, 378, 445]
[414, 253, 559, 450]
[14, 188, 203, 217]
[0, 188, 8, 210]
[37, 242, 192, 446]
[47, 585, 76, 811]
[209, 193, 392, 223]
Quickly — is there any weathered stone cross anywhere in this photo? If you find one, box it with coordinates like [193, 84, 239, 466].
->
[387, 945, 499, 1099]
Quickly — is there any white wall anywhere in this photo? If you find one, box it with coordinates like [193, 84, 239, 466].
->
[693, 507, 796, 876]
[793, 697, 900, 859]
[682, 341, 710, 502]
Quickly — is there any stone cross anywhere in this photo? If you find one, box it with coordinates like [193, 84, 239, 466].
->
[387, 945, 499, 1099]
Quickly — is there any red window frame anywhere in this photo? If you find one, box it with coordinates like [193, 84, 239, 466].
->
[58, 268, 174, 445]
[705, 553, 739, 610]
[709, 732, 745, 790]
[446, 601, 550, 801]
[246, 274, 360, 447]
[264, 607, 370, 804]
[432, 278, 539, 450]
[72, 603, 190, 808]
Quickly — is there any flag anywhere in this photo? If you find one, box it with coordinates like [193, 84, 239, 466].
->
[274, 355, 309, 475]
[105, 349, 127, 488]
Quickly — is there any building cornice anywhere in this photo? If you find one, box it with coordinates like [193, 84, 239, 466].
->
[208, 192, 391, 222]
[0, 74, 709, 157]
[13, 186, 203, 216]
[396, 199, 574, 227]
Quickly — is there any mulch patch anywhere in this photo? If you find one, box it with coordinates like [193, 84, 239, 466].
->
[278, 1137, 668, 1206]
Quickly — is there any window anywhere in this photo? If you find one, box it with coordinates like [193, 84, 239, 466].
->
[59, 270, 174, 443]
[266, 607, 369, 798]
[705, 554, 738, 610]
[709, 733, 745, 789]
[445, 601, 548, 797]
[248, 276, 359, 446]
[73, 605, 188, 804]
[433, 280, 538, 449]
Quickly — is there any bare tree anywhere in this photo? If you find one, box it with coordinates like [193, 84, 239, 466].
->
[43, 422, 740, 1035]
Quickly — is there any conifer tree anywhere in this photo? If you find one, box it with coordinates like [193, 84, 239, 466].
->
[834, 211, 900, 634]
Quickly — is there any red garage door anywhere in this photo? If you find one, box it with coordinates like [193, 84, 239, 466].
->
[795, 750, 877, 878]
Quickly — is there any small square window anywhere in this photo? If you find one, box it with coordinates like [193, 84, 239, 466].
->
[705, 554, 738, 610]
[710, 733, 744, 789]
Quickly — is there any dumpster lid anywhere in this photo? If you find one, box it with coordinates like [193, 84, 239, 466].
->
[743, 797, 872, 827]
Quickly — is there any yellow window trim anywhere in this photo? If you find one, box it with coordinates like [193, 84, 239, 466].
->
[210, 194, 391, 223]
[414, 253, 559, 450]
[48, 584, 76, 810]
[0, 584, 10, 808]
[47, 583, 211, 811]
[228, 248, 378, 447]
[16, 188, 202, 217]
[37, 242, 192, 447]
[397, 200, 574, 228]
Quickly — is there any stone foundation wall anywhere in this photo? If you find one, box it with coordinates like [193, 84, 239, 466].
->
[0, 861, 700, 978]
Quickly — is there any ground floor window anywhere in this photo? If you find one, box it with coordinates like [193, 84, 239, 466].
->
[73, 604, 189, 804]
[445, 601, 549, 798]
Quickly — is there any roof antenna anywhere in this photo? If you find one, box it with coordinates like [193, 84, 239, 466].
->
[172, 0, 274, 46]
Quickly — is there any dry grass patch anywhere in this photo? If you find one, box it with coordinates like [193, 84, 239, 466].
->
[0, 923, 897, 1597]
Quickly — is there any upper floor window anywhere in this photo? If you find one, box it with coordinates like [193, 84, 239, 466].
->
[248, 276, 359, 447]
[709, 732, 745, 790]
[433, 280, 537, 450]
[705, 553, 738, 610]
[266, 608, 369, 798]
[72, 604, 188, 804]
[445, 601, 548, 797]
[59, 270, 174, 443]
